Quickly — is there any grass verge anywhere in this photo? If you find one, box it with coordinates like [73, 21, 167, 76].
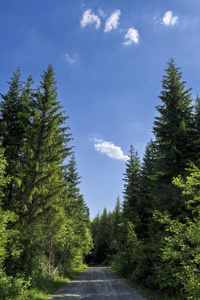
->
[121, 278, 178, 300]
[110, 266, 178, 300]
[26, 265, 87, 300]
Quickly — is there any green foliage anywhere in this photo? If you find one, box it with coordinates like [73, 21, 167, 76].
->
[139, 140, 157, 238]
[0, 66, 92, 299]
[0, 144, 10, 267]
[3, 59, 200, 300]
[112, 221, 142, 277]
[110, 196, 122, 252]
[0, 270, 31, 300]
[123, 145, 141, 231]
[152, 59, 194, 217]
[0, 69, 32, 212]
[61, 153, 92, 272]
[90, 59, 200, 300]
[151, 165, 200, 299]
[89, 208, 113, 265]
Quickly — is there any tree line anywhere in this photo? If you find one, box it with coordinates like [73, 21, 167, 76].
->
[89, 59, 200, 299]
[0, 65, 92, 299]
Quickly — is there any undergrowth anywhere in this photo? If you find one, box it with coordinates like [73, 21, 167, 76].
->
[111, 265, 180, 300]
[0, 265, 87, 300]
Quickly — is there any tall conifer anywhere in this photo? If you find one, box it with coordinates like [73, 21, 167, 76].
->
[62, 153, 92, 269]
[193, 95, 200, 166]
[153, 59, 193, 216]
[22, 65, 72, 223]
[139, 139, 157, 237]
[13, 65, 72, 276]
[122, 145, 141, 229]
[0, 144, 10, 268]
[0, 69, 31, 211]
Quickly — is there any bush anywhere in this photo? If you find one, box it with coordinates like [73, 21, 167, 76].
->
[0, 270, 31, 300]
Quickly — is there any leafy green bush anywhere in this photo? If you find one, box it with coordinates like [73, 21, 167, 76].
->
[0, 271, 31, 299]
[152, 165, 200, 299]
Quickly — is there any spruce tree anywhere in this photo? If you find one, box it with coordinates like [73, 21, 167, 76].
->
[21, 65, 72, 222]
[152, 59, 194, 217]
[112, 196, 122, 240]
[29, 65, 72, 264]
[62, 153, 92, 270]
[65, 153, 81, 200]
[139, 139, 157, 238]
[88, 213, 100, 264]
[193, 95, 200, 166]
[122, 145, 141, 230]
[95, 208, 112, 264]
[0, 143, 10, 268]
[110, 196, 122, 255]
[9, 65, 73, 277]
[0, 69, 31, 212]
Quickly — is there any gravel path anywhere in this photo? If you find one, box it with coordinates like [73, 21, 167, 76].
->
[48, 267, 146, 300]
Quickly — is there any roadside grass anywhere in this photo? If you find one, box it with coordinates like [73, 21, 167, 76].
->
[26, 265, 87, 300]
[122, 278, 178, 300]
[110, 267, 178, 300]
[26, 276, 70, 300]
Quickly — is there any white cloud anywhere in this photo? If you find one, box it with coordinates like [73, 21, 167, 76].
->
[124, 28, 139, 45]
[65, 53, 78, 64]
[80, 9, 101, 29]
[163, 11, 178, 26]
[104, 9, 121, 32]
[91, 138, 128, 161]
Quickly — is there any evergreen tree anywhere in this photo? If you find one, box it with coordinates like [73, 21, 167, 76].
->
[0, 69, 31, 212]
[21, 65, 72, 222]
[27, 65, 72, 274]
[152, 59, 194, 216]
[139, 140, 157, 238]
[0, 143, 10, 268]
[2, 65, 73, 277]
[109, 196, 122, 257]
[122, 145, 141, 230]
[193, 94, 200, 166]
[91, 208, 113, 265]
[87, 213, 100, 265]
[91, 213, 100, 247]
[65, 153, 81, 200]
[61, 153, 92, 271]
[112, 196, 122, 241]
[141, 139, 157, 195]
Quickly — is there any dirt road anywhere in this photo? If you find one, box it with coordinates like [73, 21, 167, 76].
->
[48, 267, 146, 300]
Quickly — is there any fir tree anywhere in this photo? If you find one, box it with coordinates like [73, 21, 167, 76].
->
[152, 59, 194, 216]
[22, 65, 72, 223]
[139, 139, 157, 238]
[0, 143, 10, 268]
[62, 152, 92, 270]
[193, 94, 200, 166]
[109, 196, 122, 256]
[5, 65, 73, 277]
[112, 196, 122, 240]
[122, 145, 141, 230]
[0, 69, 31, 211]
[95, 208, 112, 264]
[65, 153, 81, 200]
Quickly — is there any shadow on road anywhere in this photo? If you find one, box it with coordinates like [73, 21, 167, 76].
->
[48, 267, 146, 300]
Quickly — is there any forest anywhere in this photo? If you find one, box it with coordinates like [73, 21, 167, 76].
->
[0, 59, 200, 299]
[88, 59, 200, 299]
[0, 65, 92, 299]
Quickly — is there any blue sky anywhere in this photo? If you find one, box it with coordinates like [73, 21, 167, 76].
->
[1, 0, 200, 218]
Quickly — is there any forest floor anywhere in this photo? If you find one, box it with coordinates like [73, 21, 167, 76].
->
[47, 267, 147, 300]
